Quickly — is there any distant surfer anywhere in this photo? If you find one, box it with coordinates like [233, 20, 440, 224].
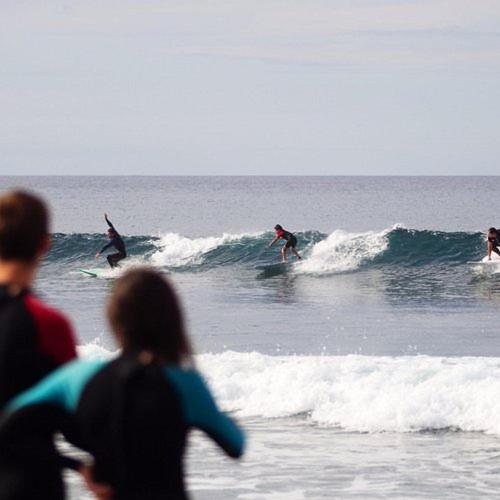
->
[268, 224, 302, 262]
[96, 213, 127, 268]
[487, 227, 500, 260]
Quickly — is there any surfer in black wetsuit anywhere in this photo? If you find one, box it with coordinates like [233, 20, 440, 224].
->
[96, 213, 127, 268]
[268, 224, 302, 262]
[487, 227, 500, 260]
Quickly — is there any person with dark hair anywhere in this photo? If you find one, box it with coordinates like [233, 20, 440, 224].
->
[1, 268, 245, 499]
[96, 213, 127, 268]
[0, 190, 80, 499]
[0, 190, 77, 408]
[487, 227, 500, 260]
[268, 224, 302, 262]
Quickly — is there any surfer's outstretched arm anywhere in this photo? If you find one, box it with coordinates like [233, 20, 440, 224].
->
[268, 236, 279, 248]
[488, 240, 493, 260]
[104, 213, 117, 233]
[97, 241, 114, 255]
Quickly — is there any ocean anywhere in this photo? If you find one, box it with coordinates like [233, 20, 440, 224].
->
[2, 176, 500, 499]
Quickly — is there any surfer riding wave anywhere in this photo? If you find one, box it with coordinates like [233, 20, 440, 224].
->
[95, 213, 127, 268]
[268, 224, 302, 263]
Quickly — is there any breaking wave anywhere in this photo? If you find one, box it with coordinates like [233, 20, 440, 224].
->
[78, 344, 500, 434]
[49, 226, 486, 274]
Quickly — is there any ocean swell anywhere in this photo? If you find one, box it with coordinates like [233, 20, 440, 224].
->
[50, 227, 485, 273]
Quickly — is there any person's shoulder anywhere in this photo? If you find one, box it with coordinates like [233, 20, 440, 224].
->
[165, 366, 204, 382]
[61, 357, 108, 381]
[164, 366, 209, 395]
[24, 294, 71, 330]
[24, 293, 77, 363]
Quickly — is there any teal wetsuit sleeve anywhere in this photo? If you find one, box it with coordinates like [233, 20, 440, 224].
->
[165, 368, 245, 458]
[9, 359, 107, 414]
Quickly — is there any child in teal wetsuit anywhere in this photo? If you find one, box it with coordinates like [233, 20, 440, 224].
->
[0, 268, 245, 500]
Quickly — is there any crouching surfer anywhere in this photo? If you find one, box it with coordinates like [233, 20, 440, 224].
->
[487, 227, 500, 261]
[96, 213, 127, 268]
[268, 224, 302, 263]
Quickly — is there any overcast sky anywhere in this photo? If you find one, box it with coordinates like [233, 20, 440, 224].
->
[1, 0, 500, 175]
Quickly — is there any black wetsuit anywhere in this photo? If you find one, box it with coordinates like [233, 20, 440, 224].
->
[276, 229, 297, 249]
[0, 287, 77, 410]
[489, 237, 500, 256]
[0, 287, 78, 500]
[0, 353, 244, 500]
[100, 217, 127, 268]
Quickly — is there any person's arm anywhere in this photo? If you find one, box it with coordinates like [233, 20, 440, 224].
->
[97, 241, 114, 255]
[167, 369, 245, 458]
[268, 235, 279, 248]
[488, 240, 493, 260]
[9, 359, 105, 414]
[0, 401, 84, 473]
[104, 213, 117, 233]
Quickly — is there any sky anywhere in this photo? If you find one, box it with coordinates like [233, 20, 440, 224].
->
[1, 0, 500, 175]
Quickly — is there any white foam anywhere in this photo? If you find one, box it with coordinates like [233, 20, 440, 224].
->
[77, 343, 500, 434]
[196, 351, 500, 434]
[150, 232, 262, 267]
[470, 252, 500, 275]
[77, 342, 117, 359]
[295, 226, 395, 274]
[482, 253, 500, 263]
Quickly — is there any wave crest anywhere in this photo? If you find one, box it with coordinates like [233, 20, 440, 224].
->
[50, 227, 485, 273]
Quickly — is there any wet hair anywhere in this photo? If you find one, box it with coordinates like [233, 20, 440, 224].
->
[107, 268, 193, 365]
[108, 228, 117, 237]
[0, 190, 49, 262]
[274, 224, 283, 231]
[489, 227, 497, 234]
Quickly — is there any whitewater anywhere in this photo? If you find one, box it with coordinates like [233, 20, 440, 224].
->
[79, 343, 500, 435]
[5, 175, 500, 499]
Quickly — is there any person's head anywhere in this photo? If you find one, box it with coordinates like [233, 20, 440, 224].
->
[107, 228, 117, 239]
[488, 227, 497, 238]
[0, 190, 50, 264]
[274, 224, 283, 231]
[107, 268, 193, 365]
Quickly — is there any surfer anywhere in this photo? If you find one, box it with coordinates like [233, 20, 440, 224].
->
[487, 227, 500, 260]
[268, 224, 302, 262]
[96, 213, 127, 268]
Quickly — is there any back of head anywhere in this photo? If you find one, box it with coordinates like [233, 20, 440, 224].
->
[107, 268, 192, 365]
[274, 224, 283, 231]
[0, 191, 49, 262]
[98, 269, 193, 494]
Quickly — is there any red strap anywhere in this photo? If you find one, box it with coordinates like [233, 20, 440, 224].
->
[24, 295, 78, 365]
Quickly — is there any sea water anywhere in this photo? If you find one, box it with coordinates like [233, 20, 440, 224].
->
[2, 176, 500, 499]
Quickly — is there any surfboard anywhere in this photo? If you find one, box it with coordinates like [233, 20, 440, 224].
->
[78, 268, 99, 277]
[468, 254, 500, 266]
[255, 262, 292, 277]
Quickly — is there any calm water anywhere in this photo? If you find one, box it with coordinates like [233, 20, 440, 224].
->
[2, 176, 500, 499]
